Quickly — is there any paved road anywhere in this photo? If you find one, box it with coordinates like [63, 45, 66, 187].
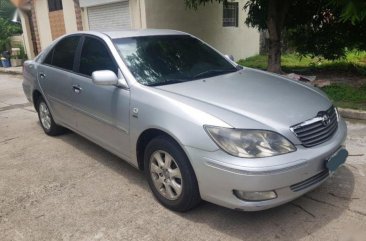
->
[1, 73, 365, 241]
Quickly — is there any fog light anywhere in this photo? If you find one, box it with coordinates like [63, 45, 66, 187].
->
[233, 190, 277, 201]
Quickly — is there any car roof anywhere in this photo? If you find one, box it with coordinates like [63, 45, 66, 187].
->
[58, 29, 190, 42]
[103, 29, 189, 39]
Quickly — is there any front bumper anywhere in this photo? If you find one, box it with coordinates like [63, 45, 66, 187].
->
[185, 119, 347, 211]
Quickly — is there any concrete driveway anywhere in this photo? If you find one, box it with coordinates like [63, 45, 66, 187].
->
[1, 73, 365, 241]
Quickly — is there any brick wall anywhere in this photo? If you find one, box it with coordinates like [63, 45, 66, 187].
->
[30, 0, 41, 54]
[74, 0, 83, 31]
[27, 0, 83, 54]
[49, 10, 66, 39]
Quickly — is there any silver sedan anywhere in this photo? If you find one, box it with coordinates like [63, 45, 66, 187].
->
[22, 29, 348, 212]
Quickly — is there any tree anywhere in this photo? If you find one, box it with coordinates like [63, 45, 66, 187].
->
[244, 0, 290, 73]
[185, 0, 366, 73]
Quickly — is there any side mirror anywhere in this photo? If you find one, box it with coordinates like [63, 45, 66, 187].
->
[91, 70, 118, 86]
[224, 54, 235, 62]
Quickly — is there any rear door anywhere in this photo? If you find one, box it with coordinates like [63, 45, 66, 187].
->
[37, 35, 81, 128]
[71, 36, 131, 159]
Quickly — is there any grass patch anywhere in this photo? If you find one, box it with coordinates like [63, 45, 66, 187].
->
[321, 84, 366, 110]
[238, 51, 366, 75]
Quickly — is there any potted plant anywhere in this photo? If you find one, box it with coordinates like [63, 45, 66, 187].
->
[10, 48, 22, 67]
[10, 53, 19, 67]
[19, 45, 27, 64]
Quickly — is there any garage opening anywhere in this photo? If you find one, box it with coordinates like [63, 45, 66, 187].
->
[87, 1, 131, 31]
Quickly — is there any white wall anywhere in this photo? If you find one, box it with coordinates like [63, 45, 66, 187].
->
[34, 0, 52, 50]
[19, 10, 35, 59]
[30, 0, 258, 59]
[144, 0, 259, 60]
[62, 0, 78, 33]
[33, 0, 79, 50]
[129, 0, 144, 29]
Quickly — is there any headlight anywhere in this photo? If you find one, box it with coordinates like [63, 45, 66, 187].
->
[204, 126, 296, 158]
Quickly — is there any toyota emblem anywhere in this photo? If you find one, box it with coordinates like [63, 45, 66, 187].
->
[321, 114, 331, 126]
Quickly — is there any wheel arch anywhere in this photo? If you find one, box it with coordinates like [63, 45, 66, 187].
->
[135, 128, 189, 171]
[32, 89, 43, 111]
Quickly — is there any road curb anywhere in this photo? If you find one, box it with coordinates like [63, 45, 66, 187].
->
[338, 108, 366, 120]
[0, 68, 22, 75]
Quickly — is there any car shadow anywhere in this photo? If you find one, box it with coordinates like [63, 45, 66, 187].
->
[178, 165, 355, 240]
[54, 131, 149, 190]
[56, 131, 355, 240]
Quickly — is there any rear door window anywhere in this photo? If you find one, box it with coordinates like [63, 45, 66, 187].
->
[44, 36, 81, 71]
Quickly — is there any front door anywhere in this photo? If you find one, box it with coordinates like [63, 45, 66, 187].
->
[71, 36, 131, 159]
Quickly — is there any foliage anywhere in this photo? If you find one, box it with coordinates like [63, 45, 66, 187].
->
[322, 84, 366, 110]
[19, 44, 26, 59]
[285, 1, 366, 60]
[0, 0, 22, 52]
[0, 18, 22, 51]
[330, 0, 366, 24]
[0, 0, 15, 20]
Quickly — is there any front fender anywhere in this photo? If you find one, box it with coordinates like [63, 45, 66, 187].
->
[129, 84, 231, 161]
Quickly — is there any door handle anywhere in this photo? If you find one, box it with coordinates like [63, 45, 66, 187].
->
[39, 73, 46, 79]
[72, 84, 82, 94]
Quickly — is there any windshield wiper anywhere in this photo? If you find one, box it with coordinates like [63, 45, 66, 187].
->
[147, 79, 190, 86]
[192, 68, 238, 79]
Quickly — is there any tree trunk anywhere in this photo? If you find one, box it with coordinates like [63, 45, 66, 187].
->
[267, 38, 282, 73]
[266, 0, 291, 74]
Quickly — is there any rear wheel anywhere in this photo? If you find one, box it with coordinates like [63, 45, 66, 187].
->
[144, 136, 201, 212]
[37, 98, 65, 136]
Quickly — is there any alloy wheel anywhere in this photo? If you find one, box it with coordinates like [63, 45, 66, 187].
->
[39, 102, 51, 130]
[149, 150, 183, 200]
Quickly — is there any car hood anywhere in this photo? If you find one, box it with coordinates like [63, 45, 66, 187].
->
[154, 68, 331, 130]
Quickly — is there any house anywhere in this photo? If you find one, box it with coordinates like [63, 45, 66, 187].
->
[16, 0, 259, 60]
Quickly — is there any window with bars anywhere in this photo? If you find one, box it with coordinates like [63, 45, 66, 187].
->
[223, 2, 239, 27]
[48, 0, 63, 12]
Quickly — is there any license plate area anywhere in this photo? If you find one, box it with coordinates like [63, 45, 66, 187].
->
[326, 148, 348, 172]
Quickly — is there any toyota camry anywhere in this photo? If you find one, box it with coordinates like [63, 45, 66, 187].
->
[22, 29, 348, 212]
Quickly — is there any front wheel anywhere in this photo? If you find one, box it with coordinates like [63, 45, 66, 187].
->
[144, 136, 201, 212]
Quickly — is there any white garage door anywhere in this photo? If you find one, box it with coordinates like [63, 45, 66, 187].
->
[87, 1, 131, 31]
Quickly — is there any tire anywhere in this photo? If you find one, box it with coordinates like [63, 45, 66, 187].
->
[36, 98, 65, 136]
[144, 136, 201, 212]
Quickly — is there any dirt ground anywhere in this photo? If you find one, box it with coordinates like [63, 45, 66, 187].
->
[313, 72, 366, 87]
[1, 73, 366, 241]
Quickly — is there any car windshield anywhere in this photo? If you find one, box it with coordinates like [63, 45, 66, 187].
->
[113, 35, 239, 86]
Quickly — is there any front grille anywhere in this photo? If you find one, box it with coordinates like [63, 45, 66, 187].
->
[291, 106, 338, 147]
[290, 170, 329, 192]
